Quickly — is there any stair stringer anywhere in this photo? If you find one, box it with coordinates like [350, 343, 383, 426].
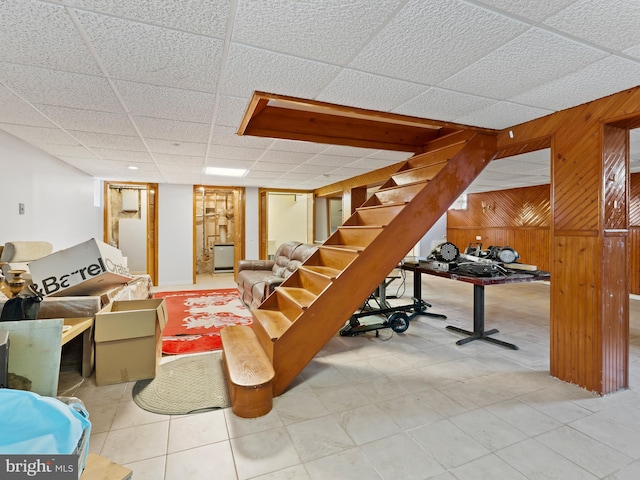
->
[269, 132, 497, 396]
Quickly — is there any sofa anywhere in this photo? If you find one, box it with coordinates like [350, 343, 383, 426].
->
[237, 241, 318, 309]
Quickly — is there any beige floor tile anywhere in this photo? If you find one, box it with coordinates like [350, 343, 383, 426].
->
[273, 390, 331, 425]
[123, 455, 166, 480]
[110, 400, 169, 430]
[230, 426, 301, 479]
[251, 464, 311, 479]
[496, 438, 598, 479]
[449, 453, 528, 479]
[224, 407, 284, 439]
[286, 415, 355, 463]
[336, 404, 400, 445]
[100, 421, 169, 465]
[167, 409, 228, 454]
[360, 432, 445, 480]
[165, 442, 236, 480]
[408, 419, 490, 469]
[449, 409, 528, 451]
[375, 392, 443, 429]
[484, 399, 562, 436]
[305, 448, 382, 480]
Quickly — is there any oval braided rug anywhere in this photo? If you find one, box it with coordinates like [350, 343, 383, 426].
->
[132, 351, 230, 415]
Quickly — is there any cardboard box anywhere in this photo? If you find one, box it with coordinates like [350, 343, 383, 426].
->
[94, 299, 167, 386]
[29, 238, 133, 297]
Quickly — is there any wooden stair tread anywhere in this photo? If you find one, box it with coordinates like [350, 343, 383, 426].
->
[319, 245, 364, 253]
[302, 265, 342, 279]
[253, 309, 292, 340]
[356, 201, 406, 211]
[221, 325, 274, 387]
[277, 286, 316, 308]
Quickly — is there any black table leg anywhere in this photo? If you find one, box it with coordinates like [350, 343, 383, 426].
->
[411, 268, 447, 320]
[446, 284, 518, 350]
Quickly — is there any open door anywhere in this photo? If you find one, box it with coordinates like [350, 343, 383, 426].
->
[103, 182, 158, 285]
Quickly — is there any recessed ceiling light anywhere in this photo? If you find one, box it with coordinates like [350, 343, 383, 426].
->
[128, 165, 139, 170]
[205, 166, 247, 177]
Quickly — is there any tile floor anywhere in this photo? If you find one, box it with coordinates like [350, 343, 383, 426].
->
[58, 271, 640, 479]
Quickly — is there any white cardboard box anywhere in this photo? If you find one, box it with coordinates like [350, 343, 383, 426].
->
[94, 299, 168, 386]
[29, 238, 133, 297]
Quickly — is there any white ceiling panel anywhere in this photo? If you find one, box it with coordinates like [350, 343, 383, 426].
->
[0, 0, 99, 74]
[454, 101, 553, 129]
[510, 56, 640, 111]
[0, 124, 78, 146]
[393, 87, 496, 121]
[67, 131, 147, 151]
[65, 0, 231, 38]
[233, 0, 405, 64]
[131, 116, 211, 144]
[473, 0, 577, 21]
[0, 87, 55, 127]
[37, 105, 136, 135]
[543, 0, 640, 51]
[317, 69, 427, 112]
[74, 10, 223, 91]
[220, 44, 341, 99]
[145, 139, 207, 157]
[113, 80, 216, 123]
[439, 28, 607, 99]
[0, 0, 637, 190]
[349, 0, 528, 85]
[0, 63, 123, 113]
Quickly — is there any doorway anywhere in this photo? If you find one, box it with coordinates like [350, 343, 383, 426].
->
[103, 182, 158, 284]
[193, 186, 245, 281]
[259, 189, 314, 259]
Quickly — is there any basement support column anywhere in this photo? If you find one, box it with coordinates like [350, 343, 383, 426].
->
[550, 122, 629, 394]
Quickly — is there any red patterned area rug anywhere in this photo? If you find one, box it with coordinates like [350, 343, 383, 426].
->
[154, 288, 252, 355]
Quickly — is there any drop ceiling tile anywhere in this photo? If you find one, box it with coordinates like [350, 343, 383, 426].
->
[92, 149, 154, 162]
[279, 171, 315, 180]
[544, 0, 640, 51]
[321, 145, 383, 158]
[303, 155, 356, 167]
[0, 0, 99, 74]
[0, 87, 55, 127]
[393, 87, 497, 122]
[486, 160, 549, 174]
[208, 145, 263, 161]
[251, 162, 298, 173]
[211, 125, 275, 149]
[245, 170, 283, 179]
[220, 44, 341, 99]
[153, 154, 204, 166]
[0, 124, 78, 145]
[260, 150, 315, 164]
[216, 95, 251, 128]
[206, 159, 255, 170]
[75, 10, 223, 91]
[269, 139, 328, 154]
[473, 0, 576, 21]
[317, 70, 427, 112]
[367, 150, 410, 161]
[67, 131, 146, 151]
[113, 80, 216, 123]
[233, 0, 404, 64]
[292, 164, 335, 174]
[454, 101, 553, 129]
[157, 162, 202, 173]
[38, 105, 136, 135]
[145, 138, 207, 157]
[57, 156, 105, 168]
[132, 116, 210, 143]
[330, 167, 372, 177]
[68, 0, 230, 37]
[0, 63, 123, 113]
[440, 28, 607, 100]
[41, 144, 97, 158]
[349, 0, 528, 85]
[348, 158, 404, 169]
[510, 56, 640, 111]
[102, 159, 160, 172]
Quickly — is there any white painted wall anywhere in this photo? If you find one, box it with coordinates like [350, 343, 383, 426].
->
[157, 183, 193, 286]
[0, 130, 101, 248]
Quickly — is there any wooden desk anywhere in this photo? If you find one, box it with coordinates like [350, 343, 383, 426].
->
[62, 317, 94, 377]
[402, 264, 550, 350]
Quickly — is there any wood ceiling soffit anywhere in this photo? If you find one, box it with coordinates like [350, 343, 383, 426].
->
[496, 85, 640, 158]
[238, 91, 497, 152]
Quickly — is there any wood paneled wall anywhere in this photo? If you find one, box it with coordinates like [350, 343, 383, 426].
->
[448, 172, 640, 295]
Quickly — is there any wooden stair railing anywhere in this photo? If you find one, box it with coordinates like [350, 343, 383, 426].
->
[222, 132, 497, 417]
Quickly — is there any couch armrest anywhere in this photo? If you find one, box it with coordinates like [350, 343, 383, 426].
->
[238, 259, 275, 272]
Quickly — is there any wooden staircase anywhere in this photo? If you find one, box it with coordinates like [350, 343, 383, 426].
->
[221, 131, 497, 417]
